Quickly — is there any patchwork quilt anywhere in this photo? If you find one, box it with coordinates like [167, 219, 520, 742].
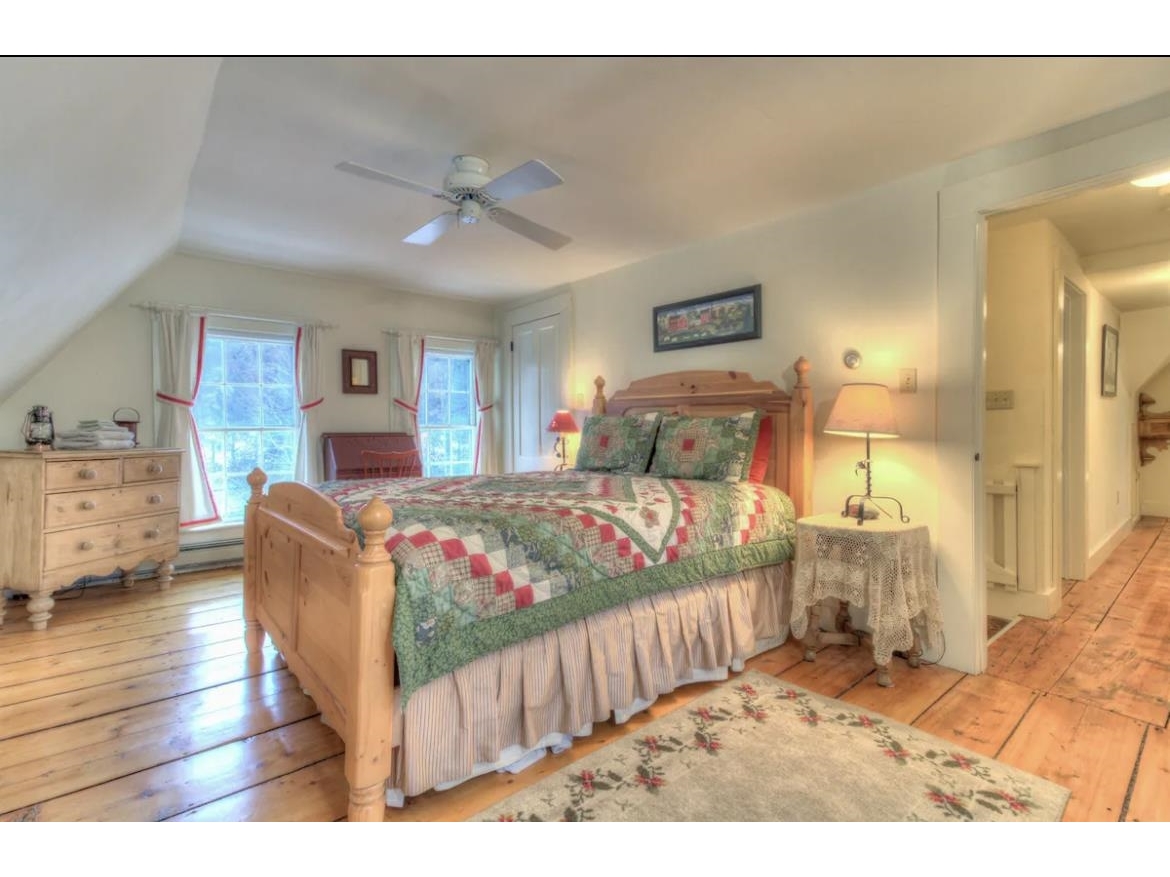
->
[318, 470, 796, 704]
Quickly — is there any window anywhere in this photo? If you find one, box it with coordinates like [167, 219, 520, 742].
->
[193, 329, 298, 523]
[418, 349, 477, 476]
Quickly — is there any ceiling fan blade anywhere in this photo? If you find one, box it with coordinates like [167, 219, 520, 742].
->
[404, 212, 458, 246]
[336, 160, 445, 198]
[481, 159, 564, 203]
[489, 208, 571, 251]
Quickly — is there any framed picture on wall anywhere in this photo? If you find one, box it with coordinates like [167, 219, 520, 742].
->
[1101, 325, 1119, 397]
[652, 284, 762, 353]
[342, 349, 378, 395]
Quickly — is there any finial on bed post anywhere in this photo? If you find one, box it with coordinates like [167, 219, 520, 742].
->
[593, 375, 607, 415]
[243, 468, 268, 653]
[793, 356, 811, 390]
[357, 498, 394, 562]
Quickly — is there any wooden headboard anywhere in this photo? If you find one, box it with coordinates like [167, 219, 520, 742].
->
[596, 358, 813, 517]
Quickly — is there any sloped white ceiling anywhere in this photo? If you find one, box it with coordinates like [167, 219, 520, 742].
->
[179, 57, 1170, 301]
[0, 57, 220, 403]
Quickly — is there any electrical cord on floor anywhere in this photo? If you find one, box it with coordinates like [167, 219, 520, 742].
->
[893, 630, 946, 667]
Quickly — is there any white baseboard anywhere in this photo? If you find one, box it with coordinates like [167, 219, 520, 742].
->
[1087, 515, 1138, 579]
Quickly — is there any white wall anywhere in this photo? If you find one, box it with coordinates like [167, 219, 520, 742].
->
[563, 168, 942, 583]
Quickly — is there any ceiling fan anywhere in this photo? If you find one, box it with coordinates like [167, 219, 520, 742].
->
[336, 154, 572, 250]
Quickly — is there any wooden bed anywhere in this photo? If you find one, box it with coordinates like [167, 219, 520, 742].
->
[243, 360, 813, 821]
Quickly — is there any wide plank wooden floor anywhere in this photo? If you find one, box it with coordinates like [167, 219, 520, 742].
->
[3, 517, 1169, 822]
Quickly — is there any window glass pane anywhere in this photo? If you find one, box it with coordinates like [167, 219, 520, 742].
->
[225, 385, 262, 428]
[201, 430, 226, 475]
[193, 385, 225, 429]
[203, 337, 224, 384]
[425, 391, 448, 425]
[262, 343, 295, 386]
[451, 427, 474, 464]
[225, 473, 253, 522]
[452, 357, 471, 393]
[262, 430, 297, 472]
[225, 430, 261, 474]
[262, 385, 297, 427]
[225, 340, 259, 383]
[450, 391, 472, 425]
[426, 355, 449, 391]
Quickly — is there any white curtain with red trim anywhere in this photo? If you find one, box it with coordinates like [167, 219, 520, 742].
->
[474, 339, 498, 474]
[392, 332, 426, 437]
[294, 324, 324, 483]
[151, 306, 219, 527]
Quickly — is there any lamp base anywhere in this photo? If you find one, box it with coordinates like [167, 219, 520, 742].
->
[840, 493, 909, 525]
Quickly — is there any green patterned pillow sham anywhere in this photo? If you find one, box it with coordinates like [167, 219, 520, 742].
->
[574, 412, 662, 473]
[648, 410, 762, 482]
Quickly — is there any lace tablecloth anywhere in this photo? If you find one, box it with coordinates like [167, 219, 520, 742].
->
[790, 513, 943, 665]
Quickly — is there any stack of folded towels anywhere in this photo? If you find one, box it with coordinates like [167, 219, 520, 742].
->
[54, 419, 136, 450]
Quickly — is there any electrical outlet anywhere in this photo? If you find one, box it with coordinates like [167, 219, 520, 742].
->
[899, 368, 917, 393]
[986, 390, 1014, 410]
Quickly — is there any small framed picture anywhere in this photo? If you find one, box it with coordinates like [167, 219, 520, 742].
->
[1101, 325, 1118, 398]
[342, 349, 378, 395]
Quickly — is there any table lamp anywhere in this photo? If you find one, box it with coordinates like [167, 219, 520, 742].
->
[547, 409, 580, 472]
[824, 382, 908, 524]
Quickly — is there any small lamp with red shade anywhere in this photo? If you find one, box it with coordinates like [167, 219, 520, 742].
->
[546, 409, 580, 472]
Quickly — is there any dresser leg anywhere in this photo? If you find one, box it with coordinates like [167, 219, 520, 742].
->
[27, 593, 54, 631]
[122, 569, 136, 589]
[157, 559, 175, 590]
[0, 594, 6, 627]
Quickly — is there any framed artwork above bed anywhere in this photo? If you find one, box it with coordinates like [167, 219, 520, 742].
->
[652, 284, 762, 352]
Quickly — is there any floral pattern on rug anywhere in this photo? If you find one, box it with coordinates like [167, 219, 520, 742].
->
[472, 671, 1069, 822]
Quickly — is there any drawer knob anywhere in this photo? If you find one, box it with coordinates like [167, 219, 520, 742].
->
[79, 540, 94, 551]
[79, 469, 97, 480]
[145, 527, 160, 539]
[81, 500, 97, 510]
[148, 494, 163, 505]
[147, 462, 164, 475]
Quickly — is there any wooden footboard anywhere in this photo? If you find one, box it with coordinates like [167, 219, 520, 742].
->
[243, 468, 396, 822]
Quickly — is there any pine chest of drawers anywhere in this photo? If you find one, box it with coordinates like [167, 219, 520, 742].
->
[0, 447, 183, 630]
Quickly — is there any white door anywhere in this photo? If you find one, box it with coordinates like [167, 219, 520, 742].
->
[511, 313, 565, 472]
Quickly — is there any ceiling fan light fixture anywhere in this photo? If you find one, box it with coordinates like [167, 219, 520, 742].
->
[458, 200, 484, 225]
[1130, 169, 1170, 188]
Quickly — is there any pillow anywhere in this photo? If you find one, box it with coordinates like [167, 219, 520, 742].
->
[748, 414, 773, 484]
[574, 412, 662, 473]
[648, 410, 762, 482]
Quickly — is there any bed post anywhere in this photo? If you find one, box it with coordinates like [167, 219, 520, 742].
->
[593, 375, 607, 415]
[243, 468, 268, 652]
[346, 497, 397, 823]
[790, 357, 814, 518]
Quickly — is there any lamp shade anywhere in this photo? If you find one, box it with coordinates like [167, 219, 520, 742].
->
[824, 383, 899, 438]
[546, 409, 580, 434]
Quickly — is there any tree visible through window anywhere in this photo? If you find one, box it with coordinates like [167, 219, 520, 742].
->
[193, 330, 298, 523]
[419, 350, 477, 476]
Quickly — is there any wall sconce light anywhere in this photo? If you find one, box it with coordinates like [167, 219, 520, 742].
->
[546, 409, 580, 472]
[842, 349, 863, 369]
[824, 382, 908, 525]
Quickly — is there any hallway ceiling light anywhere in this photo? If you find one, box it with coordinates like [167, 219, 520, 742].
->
[1130, 169, 1170, 188]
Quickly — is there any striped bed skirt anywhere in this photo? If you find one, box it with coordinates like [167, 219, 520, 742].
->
[386, 562, 791, 801]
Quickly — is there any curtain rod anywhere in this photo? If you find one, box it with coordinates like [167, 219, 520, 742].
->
[383, 328, 499, 345]
[132, 301, 335, 330]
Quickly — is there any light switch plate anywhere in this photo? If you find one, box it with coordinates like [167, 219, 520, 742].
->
[986, 390, 1014, 410]
[899, 368, 917, 393]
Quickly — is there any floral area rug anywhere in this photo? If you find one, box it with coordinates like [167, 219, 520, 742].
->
[469, 670, 1069, 822]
